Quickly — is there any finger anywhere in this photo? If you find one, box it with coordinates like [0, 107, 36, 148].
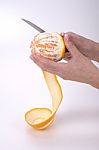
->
[66, 32, 94, 54]
[66, 32, 91, 47]
[30, 54, 62, 75]
[64, 34, 81, 58]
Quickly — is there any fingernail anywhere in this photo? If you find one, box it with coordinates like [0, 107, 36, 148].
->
[61, 32, 65, 36]
[64, 34, 69, 41]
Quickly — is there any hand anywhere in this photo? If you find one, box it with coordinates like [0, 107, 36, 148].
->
[30, 34, 99, 89]
[64, 32, 99, 62]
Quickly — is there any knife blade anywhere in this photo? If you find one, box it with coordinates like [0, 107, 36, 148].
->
[22, 18, 45, 33]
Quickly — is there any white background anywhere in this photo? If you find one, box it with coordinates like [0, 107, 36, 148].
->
[0, 0, 99, 150]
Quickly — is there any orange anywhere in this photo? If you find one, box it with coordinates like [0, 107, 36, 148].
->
[25, 32, 66, 130]
[30, 32, 65, 61]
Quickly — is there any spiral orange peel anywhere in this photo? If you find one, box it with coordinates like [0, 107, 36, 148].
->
[25, 32, 65, 130]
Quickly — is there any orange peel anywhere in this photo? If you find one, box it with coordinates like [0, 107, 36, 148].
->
[25, 32, 65, 130]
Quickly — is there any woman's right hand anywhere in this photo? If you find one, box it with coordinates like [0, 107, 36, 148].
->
[63, 32, 99, 62]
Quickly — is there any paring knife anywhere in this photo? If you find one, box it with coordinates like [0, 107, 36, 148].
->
[21, 18, 45, 33]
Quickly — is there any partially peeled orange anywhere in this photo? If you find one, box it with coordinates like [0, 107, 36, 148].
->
[25, 32, 66, 130]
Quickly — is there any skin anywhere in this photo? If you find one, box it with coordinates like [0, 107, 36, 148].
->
[30, 33, 99, 89]
[65, 32, 99, 62]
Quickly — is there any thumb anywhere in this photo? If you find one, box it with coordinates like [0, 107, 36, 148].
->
[64, 34, 80, 57]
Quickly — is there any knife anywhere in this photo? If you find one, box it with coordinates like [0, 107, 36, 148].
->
[21, 18, 45, 33]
